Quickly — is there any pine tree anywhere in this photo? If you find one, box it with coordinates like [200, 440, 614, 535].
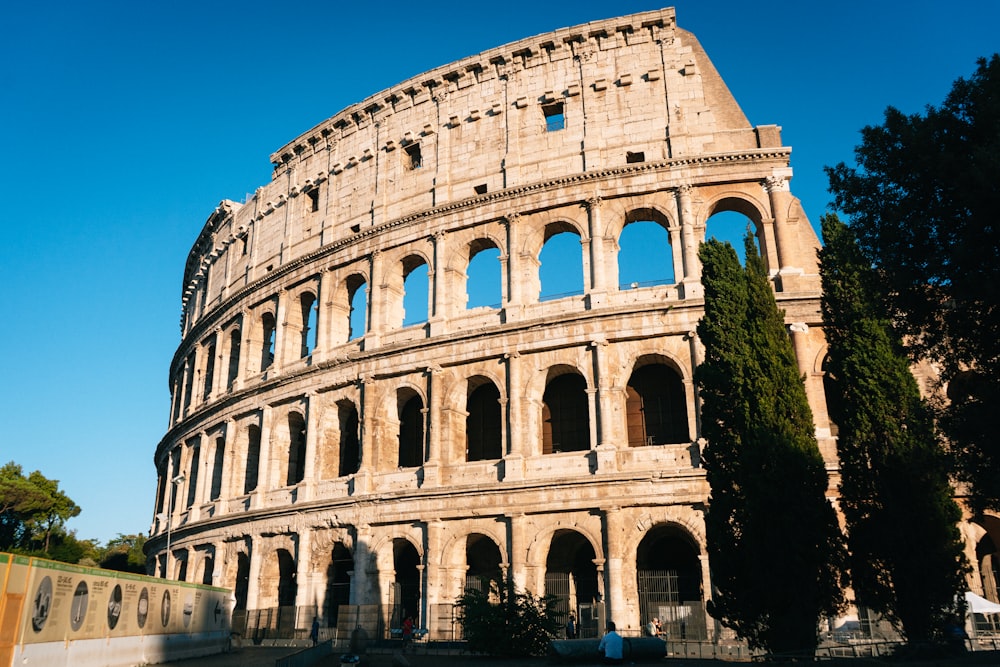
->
[697, 235, 846, 656]
[819, 214, 968, 643]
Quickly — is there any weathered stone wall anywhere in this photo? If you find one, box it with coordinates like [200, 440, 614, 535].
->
[148, 7, 837, 640]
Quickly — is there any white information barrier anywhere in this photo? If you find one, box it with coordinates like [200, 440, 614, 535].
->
[1, 553, 232, 667]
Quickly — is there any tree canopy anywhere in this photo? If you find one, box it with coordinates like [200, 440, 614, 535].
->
[0, 461, 81, 555]
[696, 235, 846, 656]
[819, 214, 968, 643]
[826, 54, 1000, 512]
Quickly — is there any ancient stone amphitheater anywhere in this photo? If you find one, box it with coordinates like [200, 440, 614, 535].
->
[147, 6, 839, 642]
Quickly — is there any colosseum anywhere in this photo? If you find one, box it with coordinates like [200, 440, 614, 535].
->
[147, 6, 1000, 645]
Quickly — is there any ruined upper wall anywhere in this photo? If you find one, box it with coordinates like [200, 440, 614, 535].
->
[178, 7, 786, 331]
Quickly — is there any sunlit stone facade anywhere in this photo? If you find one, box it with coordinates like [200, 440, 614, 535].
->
[148, 7, 1000, 644]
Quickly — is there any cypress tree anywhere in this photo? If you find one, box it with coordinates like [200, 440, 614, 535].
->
[819, 214, 968, 644]
[697, 235, 846, 656]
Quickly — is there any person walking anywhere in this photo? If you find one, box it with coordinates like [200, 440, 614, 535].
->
[310, 617, 320, 646]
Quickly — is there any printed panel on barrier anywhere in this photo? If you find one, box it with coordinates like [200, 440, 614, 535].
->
[18, 557, 232, 645]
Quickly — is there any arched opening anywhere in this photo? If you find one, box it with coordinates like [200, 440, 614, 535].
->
[347, 275, 368, 341]
[975, 515, 1000, 604]
[324, 542, 354, 627]
[392, 539, 421, 629]
[466, 533, 503, 593]
[234, 552, 250, 610]
[705, 202, 760, 266]
[338, 401, 361, 476]
[625, 362, 689, 446]
[276, 548, 297, 608]
[543, 372, 590, 454]
[545, 530, 599, 638]
[185, 443, 200, 508]
[203, 337, 216, 400]
[402, 257, 429, 326]
[539, 227, 583, 301]
[618, 217, 674, 288]
[466, 380, 502, 461]
[636, 525, 704, 640]
[261, 312, 276, 371]
[398, 390, 424, 468]
[244, 424, 261, 494]
[227, 327, 241, 389]
[286, 412, 306, 486]
[209, 436, 225, 500]
[201, 554, 214, 585]
[466, 240, 502, 309]
[300, 292, 318, 358]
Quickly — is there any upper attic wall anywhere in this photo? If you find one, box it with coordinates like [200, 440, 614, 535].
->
[177, 7, 790, 331]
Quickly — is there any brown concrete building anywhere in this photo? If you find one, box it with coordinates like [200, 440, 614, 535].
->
[146, 6, 1000, 643]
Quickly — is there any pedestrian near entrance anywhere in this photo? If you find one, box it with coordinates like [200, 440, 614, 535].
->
[566, 613, 577, 639]
[310, 617, 319, 646]
[401, 615, 414, 651]
[597, 621, 623, 665]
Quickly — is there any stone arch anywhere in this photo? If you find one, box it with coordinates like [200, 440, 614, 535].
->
[544, 528, 602, 637]
[541, 365, 592, 454]
[336, 398, 361, 477]
[634, 522, 705, 639]
[465, 532, 504, 593]
[624, 355, 690, 446]
[379, 247, 433, 331]
[463, 237, 503, 311]
[396, 385, 426, 468]
[326, 269, 370, 345]
[465, 376, 503, 461]
[972, 513, 1000, 602]
[285, 278, 320, 360]
[323, 541, 354, 626]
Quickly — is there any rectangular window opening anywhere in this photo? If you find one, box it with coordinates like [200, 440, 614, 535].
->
[543, 102, 565, 132]
[474, 184, 488, 195]
[626, 151, 645, 164]
[307, 188, 320, 212]
[404, 143, 422, 170]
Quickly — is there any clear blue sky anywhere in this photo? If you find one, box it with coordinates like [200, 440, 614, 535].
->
[1, 0, 995, 545]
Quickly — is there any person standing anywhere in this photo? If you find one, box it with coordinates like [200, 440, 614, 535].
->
[566, 613, 577, 639]
[310, 617, 319, 646]
[597, 621, 624, 665]
[401, 615, 414, 651]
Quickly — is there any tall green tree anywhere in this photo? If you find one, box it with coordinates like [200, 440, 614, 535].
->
[0, 461, 81, 556]
[826, 55, 1000, 513]
[819, 214, 968, 643]
[696, 236, 846, 656]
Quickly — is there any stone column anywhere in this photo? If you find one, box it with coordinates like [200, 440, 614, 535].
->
[295, 530, 315, 621]
[301, 394, 318, 501]
[676, 185, 703, 298]
[246, 537, 263, 611]
[210, 327, 225, 399]
[252, 406, 274, 508]
[765, 175, 803, 291]
[366, 250, 384, 347]
[352, 524, 374, 606]
[219, 419, 236, 503]
[591, 338, 617, 471]
[504, 214, 522, 312]
[272, 294, 287, 373]
[502, 352, 524, 481]
[355, 376, 375, 493]
[601, 507, 625, 626]
[423, 366, 442, 486]
[315, 269, 335, 363]
[585, 197, 607, 305]
[429, 232, 449, 336]
[507, 513, 528, 593]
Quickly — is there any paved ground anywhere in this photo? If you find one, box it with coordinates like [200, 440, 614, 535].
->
[164, 645, 1000, 667]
